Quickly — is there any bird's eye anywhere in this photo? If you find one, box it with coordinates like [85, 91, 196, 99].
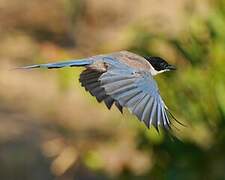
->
[160, 62, 165, 67]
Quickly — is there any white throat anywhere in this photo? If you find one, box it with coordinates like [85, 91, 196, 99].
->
[149, 64, 168, 76]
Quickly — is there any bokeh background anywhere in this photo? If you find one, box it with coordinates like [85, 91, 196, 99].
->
[0, 0, 225, 179]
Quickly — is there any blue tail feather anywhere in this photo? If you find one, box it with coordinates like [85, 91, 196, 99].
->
[17, 59, 93, 69]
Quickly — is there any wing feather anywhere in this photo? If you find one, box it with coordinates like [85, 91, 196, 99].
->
[149, 100, 157, 129]
[132, 94, 150, 121]
[141, 96, 154, 125]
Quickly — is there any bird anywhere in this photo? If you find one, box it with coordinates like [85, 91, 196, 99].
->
[18, 50, 179, 132]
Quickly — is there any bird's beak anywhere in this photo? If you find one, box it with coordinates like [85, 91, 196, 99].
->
[167, 64, 176, 71]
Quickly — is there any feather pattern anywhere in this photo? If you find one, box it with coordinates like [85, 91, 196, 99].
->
[79, 69, 123, 112]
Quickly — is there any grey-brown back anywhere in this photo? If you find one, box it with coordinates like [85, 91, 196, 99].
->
[107, 51, 152, 71]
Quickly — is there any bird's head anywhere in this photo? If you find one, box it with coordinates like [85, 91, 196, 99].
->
[145, 56, 176, 76]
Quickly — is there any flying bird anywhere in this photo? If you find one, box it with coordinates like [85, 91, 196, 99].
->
[19, 51, 178, 132]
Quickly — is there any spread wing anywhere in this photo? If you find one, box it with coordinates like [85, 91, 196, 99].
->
[80, 56, 173, 131]
[100, 63, 171, 131]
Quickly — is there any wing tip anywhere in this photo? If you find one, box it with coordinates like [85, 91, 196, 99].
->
[166, 109, 187, 127]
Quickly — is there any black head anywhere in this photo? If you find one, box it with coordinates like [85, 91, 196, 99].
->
[144, 56, 176, 71]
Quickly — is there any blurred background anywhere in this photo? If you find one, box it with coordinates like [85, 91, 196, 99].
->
[0, 0, 225, 179]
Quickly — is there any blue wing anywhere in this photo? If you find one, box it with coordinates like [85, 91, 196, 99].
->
[98, 59, 171, 131]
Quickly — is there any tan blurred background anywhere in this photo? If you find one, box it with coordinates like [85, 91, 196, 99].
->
[0, 0, 225, 180]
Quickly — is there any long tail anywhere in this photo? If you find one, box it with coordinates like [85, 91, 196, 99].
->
[16, 59, 93, 70]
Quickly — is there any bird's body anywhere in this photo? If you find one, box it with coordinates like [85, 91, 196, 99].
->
[19, 51, 177, 132]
